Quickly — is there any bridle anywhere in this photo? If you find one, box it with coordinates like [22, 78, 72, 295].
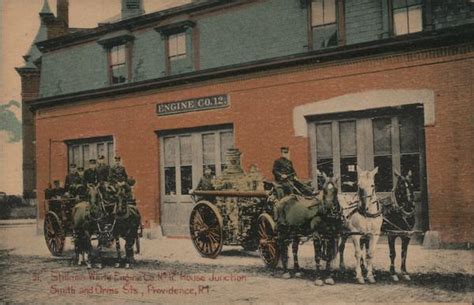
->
[321, 182, 342, 218]
[391, 178, 416, 218]
[356, 185, 382, 218]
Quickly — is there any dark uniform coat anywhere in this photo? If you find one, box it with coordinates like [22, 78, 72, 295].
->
[50, 186, 65, 198]
[272, 157, 296, 182]
[196, 175, 214, 191]
[65, 172, 82, 191]
[110, 165, 128, 183]
[83, 168, 99, 185]
[272, 157, 313, 197]
[97, 164, 111, 183]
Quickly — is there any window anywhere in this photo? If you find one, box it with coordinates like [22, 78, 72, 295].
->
[163, 137, 177, 195]
[339, 121, 357, 192]
[392, 0, 423, 36]
[154, 20, 195, 75]
[311, 0, 338, 49]
[399, 116, 421, 191]
[220, 131, 234, 172]
[109, 44, 128, 85]
[179, 136, 193, 195]
[161, 128, 233, 198]
[372, 118, 393, 192]
[67, 137, 114, 170]
[168, 33, 187, 61]
[311, 111, 422, 193]
[202, 133, 216, 176]
[315, 123, 333, 178]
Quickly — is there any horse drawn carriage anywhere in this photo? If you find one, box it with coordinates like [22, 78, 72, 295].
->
[188, 148, 340, 273]
[43, 180, 142, 268]
[190, 148, 421, 284]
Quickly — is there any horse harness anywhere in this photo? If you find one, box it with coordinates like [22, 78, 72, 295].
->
[344, 187, 382, 220]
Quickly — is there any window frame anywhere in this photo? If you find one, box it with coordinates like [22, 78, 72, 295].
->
[307, 0, 345, 50]
[158, 126, 234, 203]
[167, 32, 187, 61]
[389, 0, 424, 36]
[154, 20, 196, 76]
[107, 42, 132, 85]
[65, 136, 114, 171]
[309, 108, 423, 194]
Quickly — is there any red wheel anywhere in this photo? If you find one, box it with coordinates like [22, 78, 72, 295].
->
[258, 213, 279, 268]
[44, 212, 65, 256]
[189, 201, 224, 258]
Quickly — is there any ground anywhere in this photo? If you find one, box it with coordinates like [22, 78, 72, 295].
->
[0, 222, 472, 304]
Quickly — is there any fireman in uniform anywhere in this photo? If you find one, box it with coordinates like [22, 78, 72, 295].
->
[272, 146, 313, 198]
[64, 163, 82, 198]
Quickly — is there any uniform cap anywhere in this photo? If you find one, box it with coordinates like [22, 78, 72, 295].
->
[89, 159, 97, 164]
[280, 146, 289, 152]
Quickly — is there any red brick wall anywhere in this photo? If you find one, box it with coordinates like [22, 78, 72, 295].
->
[34, 45, 474, 244]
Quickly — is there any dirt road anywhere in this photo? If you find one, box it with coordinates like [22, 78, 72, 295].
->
[0, 224, 472, 304]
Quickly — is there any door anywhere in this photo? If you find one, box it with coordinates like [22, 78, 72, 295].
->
[309, 107, 427, 231]
[159, 127, 234, 236]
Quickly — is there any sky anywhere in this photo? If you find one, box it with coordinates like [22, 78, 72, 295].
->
[0, 0, 190, 195]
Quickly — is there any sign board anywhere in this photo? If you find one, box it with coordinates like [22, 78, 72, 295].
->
[156, 94, 229, 116]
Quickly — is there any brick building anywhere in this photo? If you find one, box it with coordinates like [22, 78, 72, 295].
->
[18, 0, 473, 246]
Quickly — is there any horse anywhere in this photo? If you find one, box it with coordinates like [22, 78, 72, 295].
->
[274, 173, 343, 285]
[72, 184, 100, 268]
[290, 172, 344, 286]
[382, 170, 416, 281]
[73, 182, 141, 269]
[111, 181, 142, 269]
[338, 166, 383, 284]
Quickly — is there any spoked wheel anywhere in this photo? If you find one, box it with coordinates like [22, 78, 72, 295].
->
[257, 213, 279, 268]
[44, 212, 65, 256]
[189, 201, 224, 258]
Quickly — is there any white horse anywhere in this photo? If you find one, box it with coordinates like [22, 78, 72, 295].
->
[338, 166, 383, 284]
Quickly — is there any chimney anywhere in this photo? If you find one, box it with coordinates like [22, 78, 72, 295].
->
[57, 0, 69, 27]
[121, 0, 145, 20]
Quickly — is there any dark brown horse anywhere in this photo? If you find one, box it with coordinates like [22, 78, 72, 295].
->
[382, 170, 416, 281]
[73, 182, 141, 269]
[275, 172, 343, 285]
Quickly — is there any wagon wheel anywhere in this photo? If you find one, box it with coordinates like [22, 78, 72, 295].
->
[257, 213, 279, 268]
[44, 212, 65, 256]
[189, 201, 224, 258]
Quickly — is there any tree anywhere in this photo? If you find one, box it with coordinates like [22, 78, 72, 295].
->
[0, 100, 22, 143]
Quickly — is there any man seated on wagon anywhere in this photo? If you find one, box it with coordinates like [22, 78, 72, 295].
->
[272, 146, 314, 198]
[194, 166, 215, 202]
[44, 183, 53, 200]
[64, 163, 83, 198]
[110, 156, 128, 183]
[110, 156, 134, 202]
[83, 159, 99, 186]
[97, 155, 111, 183]
[50, 180, 65, 199]
[196, 166, 215, 191]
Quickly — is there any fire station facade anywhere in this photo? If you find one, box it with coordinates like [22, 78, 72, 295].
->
[20, 0, 473, 246]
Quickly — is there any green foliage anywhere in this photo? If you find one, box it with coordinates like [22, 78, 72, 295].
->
[0, 100, 22, 143]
